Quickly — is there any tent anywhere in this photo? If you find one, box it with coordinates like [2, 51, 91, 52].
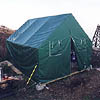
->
[6, 13, 92, 83]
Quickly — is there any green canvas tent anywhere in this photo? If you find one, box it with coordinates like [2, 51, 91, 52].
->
[6, 13, 92, 83]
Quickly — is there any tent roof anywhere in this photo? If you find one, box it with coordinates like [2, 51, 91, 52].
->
[7, 13, 73, 48]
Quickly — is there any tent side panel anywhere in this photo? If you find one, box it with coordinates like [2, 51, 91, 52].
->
[6, 41, 39, 76]
[37, 38, 71, 83]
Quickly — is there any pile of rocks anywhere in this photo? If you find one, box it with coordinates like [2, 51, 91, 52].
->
[0, 25, 15, 34]
[0, 26, 15, 61]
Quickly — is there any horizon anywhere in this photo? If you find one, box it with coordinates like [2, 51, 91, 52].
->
[0, 0, 100, 40]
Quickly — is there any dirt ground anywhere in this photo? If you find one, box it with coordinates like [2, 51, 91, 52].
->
[1, 69, 100, 100]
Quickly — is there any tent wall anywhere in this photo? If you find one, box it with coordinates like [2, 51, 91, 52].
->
[6, 41, 39, 76]
[36, 38, 71, 83]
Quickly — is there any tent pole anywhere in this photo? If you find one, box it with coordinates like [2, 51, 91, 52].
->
[41, 69, 86, 86]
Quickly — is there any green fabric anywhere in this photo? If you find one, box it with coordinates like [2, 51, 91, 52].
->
[6, 41, 38, 76]
[37, 38, 71, 82]
[6, 13, 92, 83]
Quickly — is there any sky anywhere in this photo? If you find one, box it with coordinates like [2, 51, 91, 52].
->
[0, 0, 100, 40]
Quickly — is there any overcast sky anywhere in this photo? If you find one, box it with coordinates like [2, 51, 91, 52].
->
[0, 0, 100, 39]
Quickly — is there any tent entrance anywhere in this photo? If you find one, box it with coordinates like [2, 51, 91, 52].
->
[71, 38, 78, 73]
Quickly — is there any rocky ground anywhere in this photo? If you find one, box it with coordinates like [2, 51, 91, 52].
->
[0, 26, 15, 61]
[91, 48, 100, 68]
[0, 25, 15, 34]
[1, 69, 100, 100]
